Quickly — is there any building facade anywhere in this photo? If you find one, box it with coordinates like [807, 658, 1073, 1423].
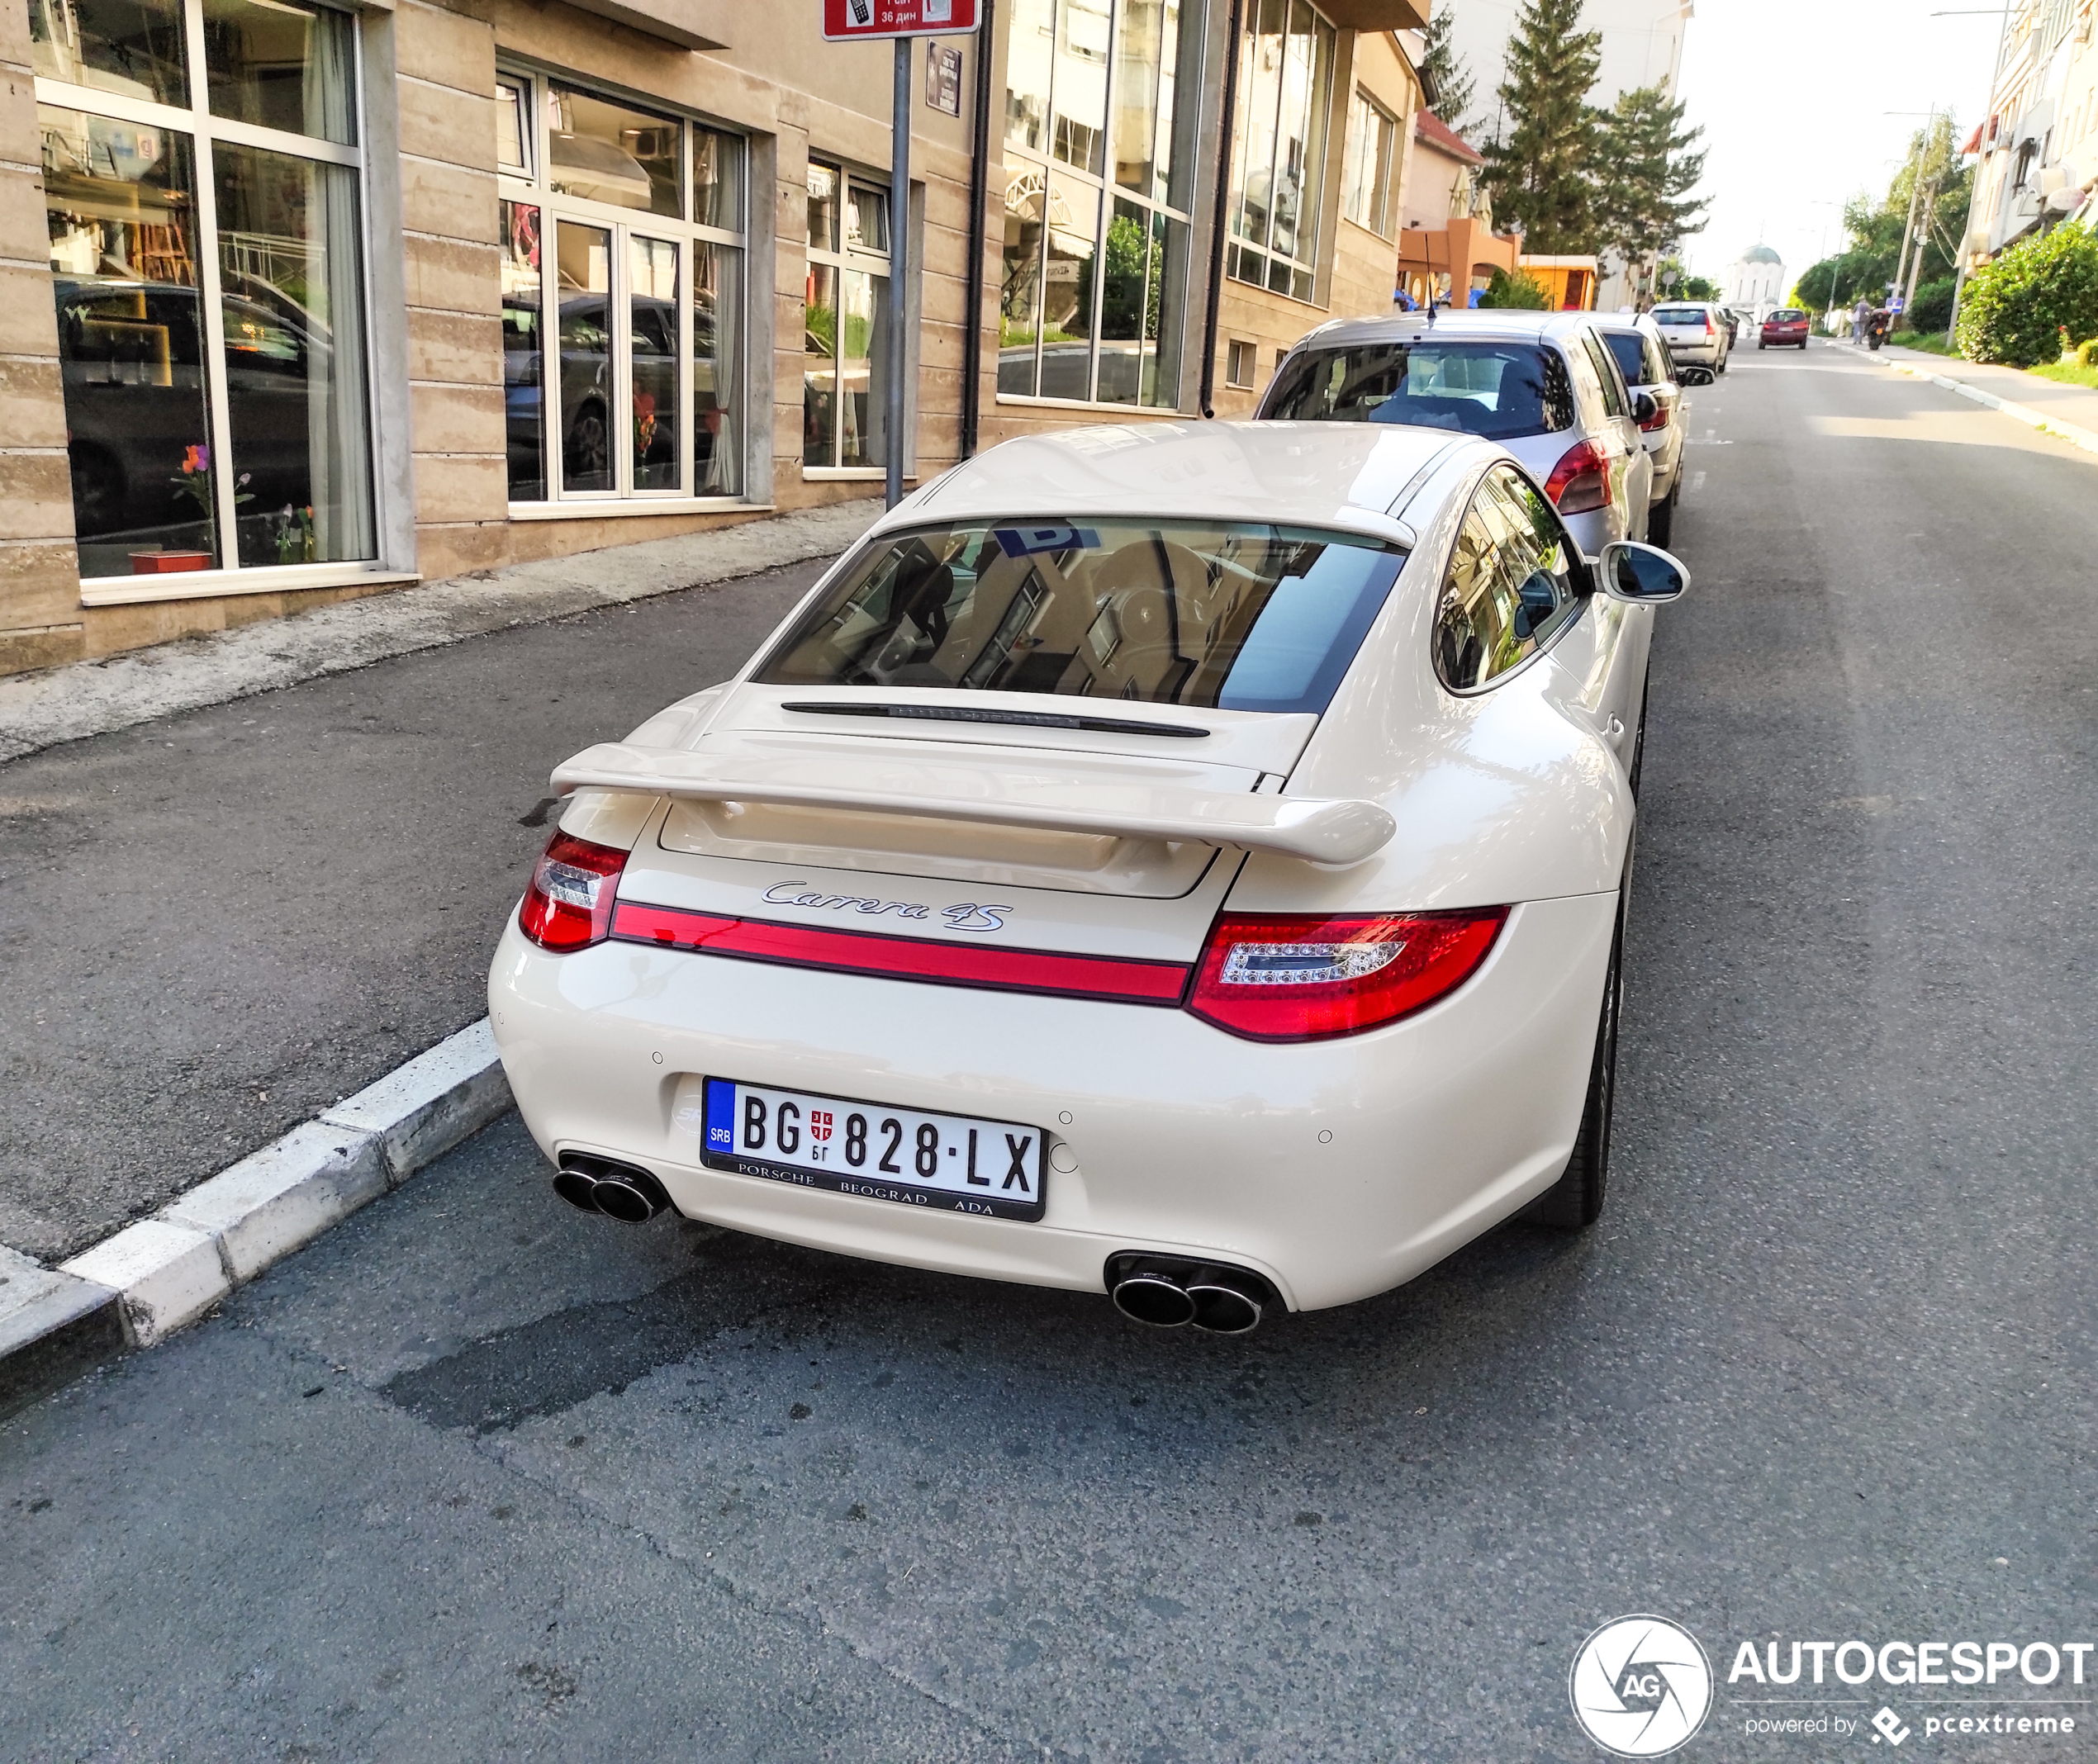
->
[1963, 0, 2096, 268]
[3, 0, 1429, 678]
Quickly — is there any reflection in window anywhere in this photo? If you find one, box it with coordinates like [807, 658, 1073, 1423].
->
[694, 241, 740, 494]
[212, 140, 373, 565]
[1435, 467, 1577, 691]
[501, 200, 543, 500]
[30, 0, 189, 108]
[496, 77, 529, 173]
[1040, 173, 1097, 401]
[556, 220, 613, 492]
[548, 83, 680, 217]
[201, 0, 354, 143]
[629, 235, 680, 492]
[1228, 0, 1336, 301]
[498, 74, 747, 502]
[805, 159, 890, 470]
[42, 102, 217, 575]
[1000, 0, 1196, 406]
[757, 519, 1405, 717]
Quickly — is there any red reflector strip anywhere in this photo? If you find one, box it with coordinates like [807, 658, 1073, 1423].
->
[610, 901, 1189, 1005]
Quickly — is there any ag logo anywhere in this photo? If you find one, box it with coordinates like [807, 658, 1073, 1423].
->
[1569, 1615, 1713, 1757]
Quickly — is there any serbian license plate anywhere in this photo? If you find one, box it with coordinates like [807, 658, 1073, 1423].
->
[700, 1078, 1047, 1222]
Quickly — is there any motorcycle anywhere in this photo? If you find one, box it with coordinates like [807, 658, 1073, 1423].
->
[1866, 308, 1893, 351]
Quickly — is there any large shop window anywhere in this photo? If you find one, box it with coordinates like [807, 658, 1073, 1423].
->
[803, 161, 895, 472]
[999, 0, 1200, 407]
[1227, 0, 1336, 302]
[498, 72, 744, 505]
[34, 0, 375, 585]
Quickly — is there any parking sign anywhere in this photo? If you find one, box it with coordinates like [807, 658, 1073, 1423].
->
[821, 0, 980, 39]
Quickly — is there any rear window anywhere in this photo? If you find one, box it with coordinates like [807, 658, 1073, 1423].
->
[1767, 308, 1805, 321]
[1599, 330, 1648, 387]
[1650, 306, 1703, 325]
[756, 519, 1407, 715]
[1260, 341, 1574, 439]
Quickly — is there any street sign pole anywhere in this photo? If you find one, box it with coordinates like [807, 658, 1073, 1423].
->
[820, 0, 980, 509]
[887, 36, 911, 510]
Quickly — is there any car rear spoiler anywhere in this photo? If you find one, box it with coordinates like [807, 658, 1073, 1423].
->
[550, 742, 1397, 868]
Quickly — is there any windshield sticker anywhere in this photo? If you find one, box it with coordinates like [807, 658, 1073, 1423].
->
[992, 523, 1100, 557]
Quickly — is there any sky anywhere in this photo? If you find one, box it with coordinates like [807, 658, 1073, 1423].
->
[1670, 0, 2004, 287]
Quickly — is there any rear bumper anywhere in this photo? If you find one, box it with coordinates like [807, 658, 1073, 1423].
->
[1665, 340, 1720, 364]
[487, 891, 1618, 1312]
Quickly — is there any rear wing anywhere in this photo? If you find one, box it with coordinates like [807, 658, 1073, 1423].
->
[551, 742, 1396, 868]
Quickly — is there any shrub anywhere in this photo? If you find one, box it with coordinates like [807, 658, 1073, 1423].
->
[2079, 337, 2098, 367]
[1479, 268, 1552, 309]
[1955, 223, 2098, 366]
[1907, 277, 1956, 334]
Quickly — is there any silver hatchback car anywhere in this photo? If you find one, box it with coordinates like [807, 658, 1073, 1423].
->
[1594, 314, 1685, 548]
[1256, 311, 1655, 557]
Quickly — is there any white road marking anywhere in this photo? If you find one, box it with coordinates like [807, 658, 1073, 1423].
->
[1688, 471, 1706, 494]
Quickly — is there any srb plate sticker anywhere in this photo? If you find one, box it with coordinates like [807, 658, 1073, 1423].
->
[701, 1078, 1047, 1222]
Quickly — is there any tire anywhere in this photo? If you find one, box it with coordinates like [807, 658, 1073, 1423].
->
[1758, 341, 1766, 350]
[1529, 884, 1625, 1230]
[1646, 483, 1674, 549]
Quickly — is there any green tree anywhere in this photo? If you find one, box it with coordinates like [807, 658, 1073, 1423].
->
[1421, 9, 1478, 140]
[1594, 83, 1707, 299]
[1480, 0, 1603, 253]
[1955, 221, 2098, 364]
[1479, 266, 1552, 308]
[1073, 212, 1158, 342]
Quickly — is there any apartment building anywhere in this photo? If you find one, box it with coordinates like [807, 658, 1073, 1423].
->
[1963, 0, 2096, 263]
[4, 0, 1426, 677]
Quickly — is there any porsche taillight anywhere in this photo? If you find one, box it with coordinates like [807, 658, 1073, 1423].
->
[1544, 439, 1610, 514]
[519, 829, 627, 951]
[1185, 909, 1508, 1042]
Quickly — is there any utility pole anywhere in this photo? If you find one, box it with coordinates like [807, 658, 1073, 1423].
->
[1891, 120, 1931, 303]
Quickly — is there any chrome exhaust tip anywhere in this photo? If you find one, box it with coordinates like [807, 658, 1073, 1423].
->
[553, 1155, 672, 1223]
[1111, 1273, 1198, 1328]
[552, 1167, 603, 1212]
[1185, 1275, 1263, 1335]
[1104, 1254, 1278, 1334]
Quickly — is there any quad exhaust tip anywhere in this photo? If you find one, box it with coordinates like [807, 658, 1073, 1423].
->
[553, 1154, 672, 1223]
[1105, 1253, 1278, 1335]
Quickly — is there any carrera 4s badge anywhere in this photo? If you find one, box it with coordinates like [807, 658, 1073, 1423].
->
[761, 882, 1011, 933]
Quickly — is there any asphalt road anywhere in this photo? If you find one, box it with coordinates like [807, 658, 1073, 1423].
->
[5, 347, 2096, 1761]
[0, 561, 824, 1261]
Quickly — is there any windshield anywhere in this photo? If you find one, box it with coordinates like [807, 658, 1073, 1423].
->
[1651, 306, 1704, 324]
[755, 519, 1407, 715]
[1600, 331, 1647, 387]
[1261, 341, 1574, 439]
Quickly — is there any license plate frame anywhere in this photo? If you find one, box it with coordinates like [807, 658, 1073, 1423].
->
[699, 1077, 1048, 1222]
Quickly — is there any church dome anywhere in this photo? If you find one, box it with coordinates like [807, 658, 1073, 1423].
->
[1738, 243, 1783, 264]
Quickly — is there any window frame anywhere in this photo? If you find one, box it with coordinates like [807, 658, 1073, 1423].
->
[1339, 86, 1397, 239]
[496, 62, 749, 512]
[1431, 462, 1587, 698]
[804, 157, 895, 479]
[1225, 0, 1339, 303]
[998, 0, 1204, 412]
[35, 0, 390, 603]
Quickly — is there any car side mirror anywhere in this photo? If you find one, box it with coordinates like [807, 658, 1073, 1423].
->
[1597, 540, 1688, 603]
[1630, 391, 1658, 425]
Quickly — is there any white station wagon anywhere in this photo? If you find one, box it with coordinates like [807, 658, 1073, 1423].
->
[489, 423, 1687, 1334]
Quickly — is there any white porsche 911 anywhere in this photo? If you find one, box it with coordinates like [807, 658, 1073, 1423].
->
[488, 422, 1687, 1334]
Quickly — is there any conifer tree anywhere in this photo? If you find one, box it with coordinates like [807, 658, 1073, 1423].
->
[1596, 84, 1708, 296]
[1480, 0, 1603, 254]
[1420, 10, 1478, 141]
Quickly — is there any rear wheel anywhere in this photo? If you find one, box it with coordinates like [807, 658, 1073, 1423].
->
[1529, 876, 1627, 1230]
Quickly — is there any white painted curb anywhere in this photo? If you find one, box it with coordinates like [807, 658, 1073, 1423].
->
[1843, 341, 2098, 458]
[17, 1019, 510, 1354]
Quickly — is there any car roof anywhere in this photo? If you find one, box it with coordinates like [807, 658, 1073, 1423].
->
[904, 420, 1473, 542]
[1287, 311, 1607, 351]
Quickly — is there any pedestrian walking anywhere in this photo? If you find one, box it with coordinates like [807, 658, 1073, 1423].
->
[1852, 296, 1872, 344]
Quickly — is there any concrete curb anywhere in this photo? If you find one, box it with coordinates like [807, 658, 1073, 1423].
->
[0, 496, 884, 766]
[1842, 342, 2098, 458]
[1, 1020, 510, 1415]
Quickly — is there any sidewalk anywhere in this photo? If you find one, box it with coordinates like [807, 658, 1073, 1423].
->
[0, 503, 880, 1271]
[1849, 341, 2098, 457]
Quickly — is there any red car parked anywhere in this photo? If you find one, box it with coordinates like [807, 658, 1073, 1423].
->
[1759, 308, 1810, 349]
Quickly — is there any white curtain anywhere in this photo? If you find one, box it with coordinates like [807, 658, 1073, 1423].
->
[700, 241, 742, 495]
[306, 157, 373, 559]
